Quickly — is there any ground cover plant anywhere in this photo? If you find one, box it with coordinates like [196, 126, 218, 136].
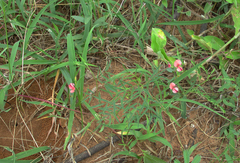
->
[0, 0, 240, 162]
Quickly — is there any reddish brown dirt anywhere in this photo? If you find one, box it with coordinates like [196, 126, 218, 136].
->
[0, 79, 66, 161]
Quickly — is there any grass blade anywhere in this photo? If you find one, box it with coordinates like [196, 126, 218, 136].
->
[158, 15, 224, 25]
[9, 41, 20, 81]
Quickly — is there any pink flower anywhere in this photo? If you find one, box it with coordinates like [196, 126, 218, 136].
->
[176, 66, 183, 72]
[68, 83, 75, 93]
[169, 82, 179, 93]
[174, 60, 183, 72]
[168, 63, 171, 68]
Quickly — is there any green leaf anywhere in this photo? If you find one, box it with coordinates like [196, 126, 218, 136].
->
[129, 140, 138, 149]
[9, 41, 20, 81]
[203, 36, 225, 51]
[225, 51, 240, 59]
[107, 123, 145, 130]
[137, 132, 159, 140]
[231, 4, 240, 35]
[183, 143, 200, 163]
[162, 0, 168, 8]
[233, 120, 240, 125]
[113, 151, 140, 159]
[93, 16, 108, 27]
[192, 155, 201, 163]
[0, 85, 10, 111]
[149, 136, 173, 153]
[218, 56, 229, 70]
[143, 152, 167, 163]
[225, 153, 234, 163]
[229, 118, 236, 157]
[204, 2, 212, 15]
[186, 11, 191, 17]
[1, 146, 50, 161]
[67, 32, 76, 80]
[223, 99, 236, 108]
[191, 35, 212, 52]
[71, 15, 85, 23]
[189, 143, 201, 156]
[151, 28, 167, 53]
[180, 96, 187, 119]
[158, 14, 224, 25]
[64, 95, 76, 150]
[37, 108, 54, 118]
[174, 159, 181, 163]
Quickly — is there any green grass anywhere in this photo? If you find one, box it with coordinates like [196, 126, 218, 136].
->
[0, 0, 240, 162]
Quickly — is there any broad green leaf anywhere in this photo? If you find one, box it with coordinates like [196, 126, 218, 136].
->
[192, 155, 201, 163]
[180, 96, 187, 119]
[0, 85, 10, 111]
[151, 28, 167, 53]
[67, 32, 76, 80]
[204, 2, 212, 14]
[183, 149, 190, 163]
[93, 16, 108, 27]
[223, 99, 236, 108]
[71, 15, 85, 23]
[225, 51, 240, 59]
[9, 41, 20, 81]
[233, 120, 240, 125]
[225, 153, 234, 163]
[162, 0, 168, 8]
[189, 143, 201, 156]
[174, 159, 181, 163]
[186, 11, 191, 17]
[129, 140, 138, 149]
[187, 29, 194, 36]
[191, 35, 212, 52]
[203, 36, 225, 51]
[231, 5, 240, 35]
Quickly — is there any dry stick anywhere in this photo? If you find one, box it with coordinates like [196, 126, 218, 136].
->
[63, 119, 154, 163]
